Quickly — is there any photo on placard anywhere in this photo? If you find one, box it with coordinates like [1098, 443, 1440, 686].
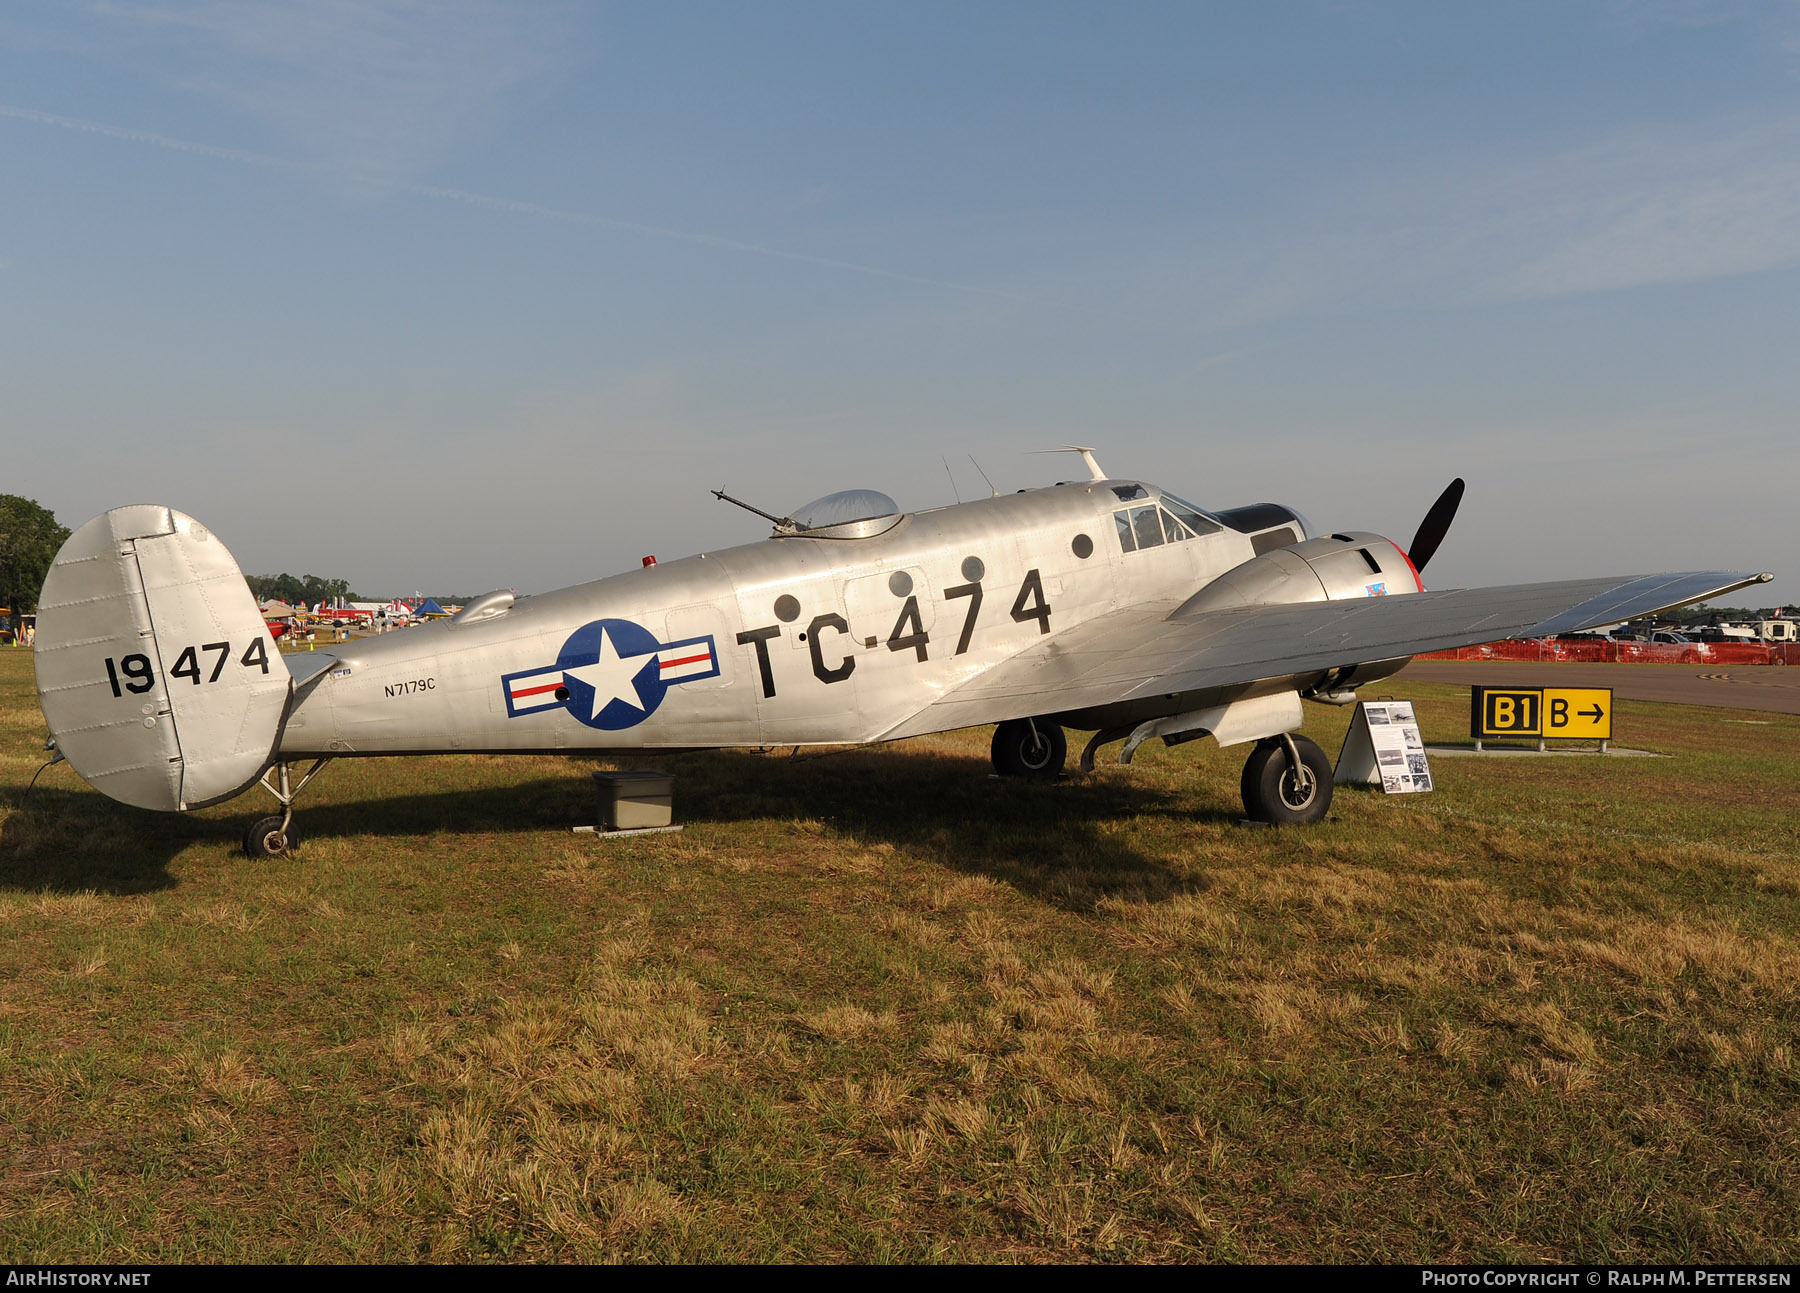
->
[1382, 774, 1402, 793]
[1379, 748, 1405, 767]
[1403, 726, 1423, 749]
[1407, 753, 1430, 776]
[1413, 772, 1432, 792]
[1389, 703, 1414, 723]
[1366, 706, 1391, 725]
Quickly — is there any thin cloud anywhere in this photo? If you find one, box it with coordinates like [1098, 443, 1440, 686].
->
[74, 0, 578, 178]
[0, 103, 1030, 300]
[1488, 118, 1800, 298]
[1187, 112, 1800, 326]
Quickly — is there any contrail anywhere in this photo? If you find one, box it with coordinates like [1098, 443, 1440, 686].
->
[0, 104, 326, 175]
[0, 103, 1028, 300]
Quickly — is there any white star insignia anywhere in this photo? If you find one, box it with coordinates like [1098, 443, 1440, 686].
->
[562, 627, 656, 721]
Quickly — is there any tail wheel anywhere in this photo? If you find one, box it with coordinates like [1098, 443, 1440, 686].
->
[244, 815, 300, 859]
[1240, 735, 1334, 825]
[991, 718, 1067, 778]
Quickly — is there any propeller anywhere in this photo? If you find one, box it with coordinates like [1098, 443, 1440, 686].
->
[1406, 477, 1464, 572]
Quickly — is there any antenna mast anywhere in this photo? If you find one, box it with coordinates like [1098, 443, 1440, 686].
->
[1028, 446, 1108, 482]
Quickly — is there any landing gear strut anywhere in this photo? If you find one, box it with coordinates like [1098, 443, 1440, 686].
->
[991, 718, 1067, 778]
[243, 758, 334, 858]
[1240, 734, 1333, 825]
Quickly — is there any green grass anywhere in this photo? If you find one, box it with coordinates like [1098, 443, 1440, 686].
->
[1, 649, 1797, 1262]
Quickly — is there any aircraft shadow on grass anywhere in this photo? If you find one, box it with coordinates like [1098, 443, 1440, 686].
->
[1, 746, 1232, 903]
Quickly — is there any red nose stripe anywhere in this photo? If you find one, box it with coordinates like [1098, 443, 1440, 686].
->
[1392, 541, 1425, 592]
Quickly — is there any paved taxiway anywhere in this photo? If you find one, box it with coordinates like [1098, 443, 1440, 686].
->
[1397, 661, 1800, 716]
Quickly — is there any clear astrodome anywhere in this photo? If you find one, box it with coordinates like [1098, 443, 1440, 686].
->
[792, 489, 900, 530]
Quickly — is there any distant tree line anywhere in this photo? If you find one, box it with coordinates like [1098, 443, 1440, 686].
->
[0, 494, 72, 617]
[245, 573, 478, 608]
[246, 573, 361, 606]
[1654, 605, 1787, 626]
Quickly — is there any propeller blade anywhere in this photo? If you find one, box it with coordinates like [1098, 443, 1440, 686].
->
[1407, 477, 1464, 572]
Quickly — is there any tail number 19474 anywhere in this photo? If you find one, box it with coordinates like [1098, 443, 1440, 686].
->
[103, 639, 271, 696]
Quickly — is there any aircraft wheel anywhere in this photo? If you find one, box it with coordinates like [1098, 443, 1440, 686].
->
[244, 815, 300, 859]
[1240, 735, 1333, 825]
[991, 718, 1066, 778]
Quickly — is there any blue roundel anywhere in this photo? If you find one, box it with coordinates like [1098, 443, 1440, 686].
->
[556, 618, 668, 731]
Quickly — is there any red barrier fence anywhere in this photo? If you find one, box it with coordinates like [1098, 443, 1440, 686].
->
[1417, 640, 1799, 665]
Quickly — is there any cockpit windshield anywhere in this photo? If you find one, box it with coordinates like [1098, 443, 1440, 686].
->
[1113, 492, 1228, 554]
[1160, 493, 1223, 536]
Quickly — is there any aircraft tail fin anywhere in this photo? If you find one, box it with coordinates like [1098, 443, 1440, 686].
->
[34, 506, 290, 811]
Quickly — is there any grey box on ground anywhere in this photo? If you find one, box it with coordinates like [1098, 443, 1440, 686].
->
[593, 771, 674, 830]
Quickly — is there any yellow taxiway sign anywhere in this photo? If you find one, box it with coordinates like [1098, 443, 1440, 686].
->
[1542, 688, 1612, 740]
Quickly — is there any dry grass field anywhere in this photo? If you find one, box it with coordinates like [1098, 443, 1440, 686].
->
[1, 647, 1797, 1262]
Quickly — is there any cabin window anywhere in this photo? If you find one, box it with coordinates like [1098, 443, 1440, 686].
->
[1114, 510, 1137, 553]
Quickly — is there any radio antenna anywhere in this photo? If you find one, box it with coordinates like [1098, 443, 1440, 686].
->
[942, 456, 962, 503]
[968, 454, 1000, 497]
[712, 488, 801, 534]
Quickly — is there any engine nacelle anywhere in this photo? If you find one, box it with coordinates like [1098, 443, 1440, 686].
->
[1178, 531, 1422, 616]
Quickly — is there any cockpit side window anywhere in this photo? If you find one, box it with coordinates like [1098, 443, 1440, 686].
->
[1159, 507, 1192, 541]
[1114, 510, 1137, 553]
[1130, 504, 1165, 550]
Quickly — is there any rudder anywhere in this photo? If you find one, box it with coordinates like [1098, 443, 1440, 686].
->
[35, 506, 290, 811]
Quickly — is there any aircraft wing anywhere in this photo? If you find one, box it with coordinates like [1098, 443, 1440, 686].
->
[881, 570, 1770, 739]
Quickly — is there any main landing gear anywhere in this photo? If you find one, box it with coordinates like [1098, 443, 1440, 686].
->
[991, 718, 1067, 778]
[242, 758, 334, 858]
[994, 715, 1334, 824]
[1240, 734, 1333, 825]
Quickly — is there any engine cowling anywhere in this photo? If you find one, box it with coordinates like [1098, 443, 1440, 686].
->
[1178, 531, 1423, 616]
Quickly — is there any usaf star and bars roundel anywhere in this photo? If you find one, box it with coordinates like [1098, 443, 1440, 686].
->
[500, 618, 720, 731]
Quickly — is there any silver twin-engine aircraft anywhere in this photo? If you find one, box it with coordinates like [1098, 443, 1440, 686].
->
[33, 449, 1769, 857]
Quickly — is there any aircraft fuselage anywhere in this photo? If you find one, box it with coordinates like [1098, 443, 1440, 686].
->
[277, 480, 1363, 757]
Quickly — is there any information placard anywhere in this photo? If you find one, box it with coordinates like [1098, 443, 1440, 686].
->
[1335, 700, 1433, 794]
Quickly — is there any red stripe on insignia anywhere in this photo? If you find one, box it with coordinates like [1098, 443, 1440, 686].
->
[660, 652, 711, 670]
[513, 681, 563, 698]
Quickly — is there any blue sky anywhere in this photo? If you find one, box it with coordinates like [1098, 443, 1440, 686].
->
[2, 1, 1796, 606]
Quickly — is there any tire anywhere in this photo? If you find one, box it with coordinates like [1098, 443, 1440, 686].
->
[991, 718, 1067, 778]
[1240, 735, 1334, 825]
[244, 814, 300, 858]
